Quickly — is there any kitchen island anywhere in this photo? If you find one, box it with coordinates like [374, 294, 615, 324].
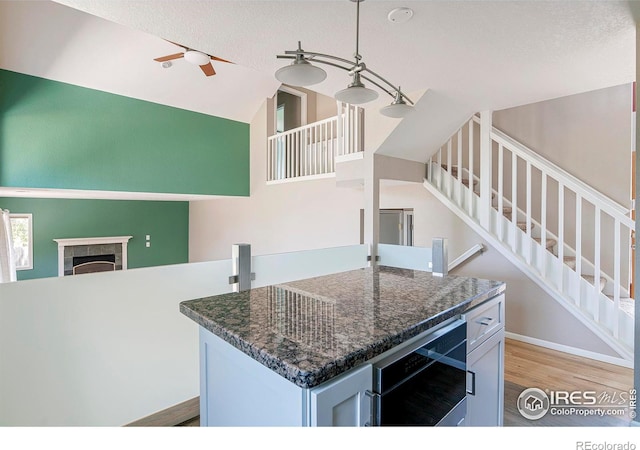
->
[180, 265, 506, 426]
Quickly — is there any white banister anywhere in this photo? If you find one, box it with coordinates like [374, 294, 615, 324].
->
[457, 129, 463, 205]
[594, 206, 601, 322]
[526, 161, 532, 264]
[511, 153, 518, 253]
[613, 220, 621, 338]
[479, 111, 492, 229]
[497, 143, 504, 240]
[540, 172, 547, 277]
[448, 243, 484, 271]
[557, 183, 565, 291]
[447, 139, 452, 198]
[426, 113, 635, 358]
[267, 104, 364, 183]
[468, 119, 474, 217]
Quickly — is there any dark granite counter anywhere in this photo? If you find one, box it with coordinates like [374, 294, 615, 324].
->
[179, 266, 505, 389]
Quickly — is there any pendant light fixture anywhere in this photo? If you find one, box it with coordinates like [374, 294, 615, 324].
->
[275, 0, 414, 117]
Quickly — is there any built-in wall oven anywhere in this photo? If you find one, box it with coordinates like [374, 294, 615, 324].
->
[367, 319, 467, 426]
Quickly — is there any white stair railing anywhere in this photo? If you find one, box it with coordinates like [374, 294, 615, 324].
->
[425, 116, 634, 359]
[267, 103, 363, 183]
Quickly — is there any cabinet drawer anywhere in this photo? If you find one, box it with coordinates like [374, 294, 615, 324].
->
[463, 294, 504, 353]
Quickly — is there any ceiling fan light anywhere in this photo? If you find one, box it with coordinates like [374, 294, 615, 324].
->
[184, 50, 211, 66]
[275, 59, 327, 86]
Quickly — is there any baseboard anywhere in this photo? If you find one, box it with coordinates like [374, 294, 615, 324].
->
[505, 332, 634, 369]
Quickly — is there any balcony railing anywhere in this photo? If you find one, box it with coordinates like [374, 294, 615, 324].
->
[267, 103, 364, 183]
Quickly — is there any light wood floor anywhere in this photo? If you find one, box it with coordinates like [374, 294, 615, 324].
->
[503, 338, 634, 426]
[133, 338, 634, 427]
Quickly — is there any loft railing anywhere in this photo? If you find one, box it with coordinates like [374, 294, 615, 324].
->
[426, 115, 634, 355]
[267, 103, 364, 183]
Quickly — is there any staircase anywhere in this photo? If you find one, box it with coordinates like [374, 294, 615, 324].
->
[424, 114, 635, 360]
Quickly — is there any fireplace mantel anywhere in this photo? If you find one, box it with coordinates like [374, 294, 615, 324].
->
[53, 236, 133, 277]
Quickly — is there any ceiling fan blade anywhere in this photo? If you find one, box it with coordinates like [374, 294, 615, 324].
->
[165, 40, 188, 50]
[210, 55, 234, 64]
[200, 62, 216, 77]
[154, 52, 184, 62]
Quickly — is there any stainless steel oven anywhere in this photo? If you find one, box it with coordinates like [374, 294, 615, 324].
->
[368, 319, 467, 426]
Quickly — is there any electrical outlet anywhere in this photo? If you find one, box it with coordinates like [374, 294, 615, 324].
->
[146, 235, 150, 241]
[146, 242, 151, 248]
[428, 262, 432, 269]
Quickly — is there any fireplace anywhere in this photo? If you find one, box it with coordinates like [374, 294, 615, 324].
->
[72, 254, 117, 275]
[53, 236, 132, 277]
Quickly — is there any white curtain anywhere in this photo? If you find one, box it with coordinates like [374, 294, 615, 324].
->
[0, 209, 17, 283]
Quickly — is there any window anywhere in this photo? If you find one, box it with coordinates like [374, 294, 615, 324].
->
[9, 214, 33, 270]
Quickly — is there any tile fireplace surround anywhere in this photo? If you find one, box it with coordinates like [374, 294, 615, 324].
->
[53, 236, 132, 277]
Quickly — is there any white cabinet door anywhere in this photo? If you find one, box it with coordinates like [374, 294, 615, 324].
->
[465, 328, 505, 426]
[309, 364, 372, 426]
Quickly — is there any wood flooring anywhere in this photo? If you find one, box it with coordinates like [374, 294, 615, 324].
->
[134, 338, 634, 427]
[503, 339, 634, 426]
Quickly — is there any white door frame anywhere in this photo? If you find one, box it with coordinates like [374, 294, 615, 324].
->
[273, 85, 308, 133]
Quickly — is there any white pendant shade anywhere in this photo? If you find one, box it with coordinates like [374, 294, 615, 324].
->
[275, 61, 327, 86]
[275, 3, 413, 112]
[380, 102, 413, 118]
[334, 85, 379, 104]
[184, 50, 211, 66]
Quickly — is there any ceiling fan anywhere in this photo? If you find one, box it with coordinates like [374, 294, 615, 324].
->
[154, 42, 232, 77]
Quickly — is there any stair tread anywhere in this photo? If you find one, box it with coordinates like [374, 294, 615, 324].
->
[563, 256, 576, 269]
[533, 237, 556, 248]
[581, 275, 607, 292]
[516, 221, 534, 231]
[605, 296, 634, 317]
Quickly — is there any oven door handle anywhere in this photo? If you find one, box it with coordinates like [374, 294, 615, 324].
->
[466, 370, 476, 396]
[364, 391, 381, 426]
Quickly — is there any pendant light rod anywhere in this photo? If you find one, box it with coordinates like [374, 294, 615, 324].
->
[275, 0, 414, 116]
[354, 0, 361, 63]
[277, 53, 414, 105]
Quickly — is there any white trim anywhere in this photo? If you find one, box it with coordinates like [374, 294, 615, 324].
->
[335, 152, 364, 163]
[266, 173, 335, 185]
[54, 236, 133, 277]
[9, 213, 33, 271]
[505, 331, 633, 369]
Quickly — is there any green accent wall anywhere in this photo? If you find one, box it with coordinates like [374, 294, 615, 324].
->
[0, 69, 249, 196]
[0, 197, 189, 281]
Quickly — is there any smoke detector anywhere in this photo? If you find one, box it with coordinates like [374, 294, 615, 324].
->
[388, 7, 413, 24]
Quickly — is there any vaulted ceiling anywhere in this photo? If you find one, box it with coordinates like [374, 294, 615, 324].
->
[1, 0, 637, 163]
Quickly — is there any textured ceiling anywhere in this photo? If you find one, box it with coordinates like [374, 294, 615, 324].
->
[2, 0, 637, 166]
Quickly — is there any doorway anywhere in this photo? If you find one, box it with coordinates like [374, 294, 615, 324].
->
[274, 85, 307, 134]
[360, 209, 414, 246]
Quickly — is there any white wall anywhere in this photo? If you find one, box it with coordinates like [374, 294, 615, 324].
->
[0, 260, 233, 426]
[189, 98, 363, 262]
[493, 83, 633, 207]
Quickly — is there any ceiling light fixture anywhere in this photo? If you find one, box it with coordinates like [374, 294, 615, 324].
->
[275, 0, 414, 118]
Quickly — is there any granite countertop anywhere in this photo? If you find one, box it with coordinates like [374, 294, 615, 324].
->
[179, 266, 505, 389]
